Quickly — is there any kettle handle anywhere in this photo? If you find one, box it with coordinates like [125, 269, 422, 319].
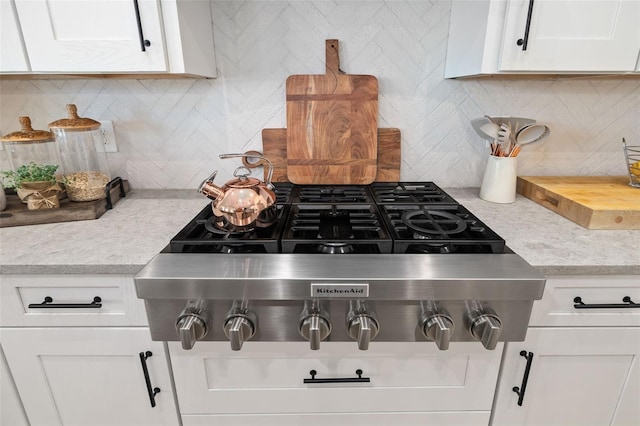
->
[220, 153, 274, 188]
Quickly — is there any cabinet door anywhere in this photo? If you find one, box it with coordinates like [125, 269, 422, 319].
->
[14, 0, 167, 72]
[0, 344, 29, 426]
[0, 0, 29, 71]
[492, 327, 640, 426]
[0, 327, 178, 426]
[500, 0, 640, 71]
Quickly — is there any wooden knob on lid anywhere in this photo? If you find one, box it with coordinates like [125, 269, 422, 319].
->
[1, 116, 54, 143]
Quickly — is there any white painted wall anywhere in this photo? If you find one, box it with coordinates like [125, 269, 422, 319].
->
[0, 0, 638, 189]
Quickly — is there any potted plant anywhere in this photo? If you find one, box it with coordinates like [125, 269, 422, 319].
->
[0, 162, 63, 209]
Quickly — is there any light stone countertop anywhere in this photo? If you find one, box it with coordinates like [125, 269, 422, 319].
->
[1, 188, 638, 276]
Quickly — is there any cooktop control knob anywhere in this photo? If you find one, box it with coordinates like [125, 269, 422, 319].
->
[420, 311, 455, 350]
[468, 309, 502, 350]
[298, 301, 331, 350]
[223, 305, 257, 351]
[347, 303, 379, 350]
[176, 301, 210, 350]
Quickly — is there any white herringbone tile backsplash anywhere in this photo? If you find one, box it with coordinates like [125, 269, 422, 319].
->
[1, 0, 638, 189]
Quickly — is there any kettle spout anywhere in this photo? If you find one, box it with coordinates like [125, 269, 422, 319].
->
[198, 171, 225, 200]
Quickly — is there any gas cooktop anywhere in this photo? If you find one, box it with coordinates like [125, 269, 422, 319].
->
[137, 181, 544, 352]
[167, 182, 505, 255]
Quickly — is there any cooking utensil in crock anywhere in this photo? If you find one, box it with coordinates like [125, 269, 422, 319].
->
[497, 122, 513, 155]
[515, 123, 550, 146]
[471, 117, 500, 141]
[490, 116, 536, 135]
[198, 153, 276, 228]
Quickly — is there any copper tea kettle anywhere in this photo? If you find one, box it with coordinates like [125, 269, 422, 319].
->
[198, 153, 276, 228]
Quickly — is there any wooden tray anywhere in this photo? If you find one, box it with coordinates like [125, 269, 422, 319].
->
[516, 176, 640, 230]
[0, 179, 130, 228]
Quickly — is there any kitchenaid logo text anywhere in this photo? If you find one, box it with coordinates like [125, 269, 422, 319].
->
[310, 283, 369, 298]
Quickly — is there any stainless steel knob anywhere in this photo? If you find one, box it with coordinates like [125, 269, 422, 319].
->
[176, 302, 210, 350]
[469, 313, 502, 350]
[223, 306, 257, 351]
[421, 313, 454, 350]
[299, 304, 331, 350]
[347, 310, 379, 351]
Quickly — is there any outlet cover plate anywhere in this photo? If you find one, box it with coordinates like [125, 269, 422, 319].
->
[99, 120, 118, 152]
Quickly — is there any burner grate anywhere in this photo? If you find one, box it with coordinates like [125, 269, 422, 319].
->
[369, 182, 458, 207]
[381, 205, 505, 254]
[281, 204, 392, 254]
[169, 204, 289, 253]
[292, 185, 372, 204]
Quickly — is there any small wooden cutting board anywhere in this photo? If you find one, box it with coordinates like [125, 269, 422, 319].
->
[516, 176, 640, 229]
[254, 128, 400, 183]
[286, 39, 378, 184]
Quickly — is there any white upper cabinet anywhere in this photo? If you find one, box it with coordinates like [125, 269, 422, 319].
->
[0, 0, 30, 72]
[4, 0, 216, 77]
[445, 0, 640, 78]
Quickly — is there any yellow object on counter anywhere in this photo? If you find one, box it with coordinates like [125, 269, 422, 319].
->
[631, 160, 640, 177]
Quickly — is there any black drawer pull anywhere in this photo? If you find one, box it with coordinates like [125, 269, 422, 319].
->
[133, 0, 151, 52]
[304, 369, 370, 384]
[573, 296, 638, 309]
[28, 296, 102, 309]
[139, 351, 161, 408]
[512, 350, 534, 406]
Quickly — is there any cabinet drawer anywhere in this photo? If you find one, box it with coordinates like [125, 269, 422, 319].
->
[530, 276, 640, 327]
[170, 342, 502, 415]
[0, 275, 147, 326]
[182, 411, 490, 426]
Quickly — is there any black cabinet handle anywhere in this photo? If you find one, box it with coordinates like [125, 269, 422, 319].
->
[516, 0, 535, 50]
[573, 296, 639, 309]
[133, 0, 151, 52]
[28, 296, 102, 309]
[139, 351, 161, 408]
[512, 350, 534, 406]
[303, 369, 370, 384]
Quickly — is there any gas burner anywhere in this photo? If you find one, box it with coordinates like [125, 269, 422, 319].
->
[317, 210, 355, 240]
[412, 242, 455, 254]
[401, 209, 468, 237]
[213, 244, 263, 254]
[203, 216, 254, 235]
[281, 204, 392, 254]
[317, 242, 356, 255]
[168, 204, 285, 254]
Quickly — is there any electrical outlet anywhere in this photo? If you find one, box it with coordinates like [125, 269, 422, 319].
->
[98, 120, 118, 152]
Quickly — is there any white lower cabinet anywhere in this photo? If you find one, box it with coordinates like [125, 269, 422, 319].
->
[492, 275, 640, 426]
[0, 343, 29, 426]
[492, 327, 640, 426]
[0, 327, 179, 426]
[170, 341, 502, 425]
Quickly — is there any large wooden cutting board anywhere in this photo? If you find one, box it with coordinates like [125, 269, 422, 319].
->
[286, 39, 378, 184]
[516, 176, 640, 230]
[252, 128, 401, 183]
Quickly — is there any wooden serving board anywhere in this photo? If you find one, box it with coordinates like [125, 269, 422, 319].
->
[286, 39, 378, 184]
[516, 176, 640, 230]
[0, 179, 130, 228]
[256, 128, 400, 183]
